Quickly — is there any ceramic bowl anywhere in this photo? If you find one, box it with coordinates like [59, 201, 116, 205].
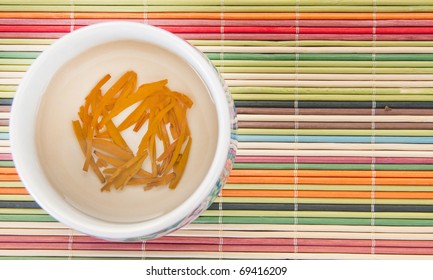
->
[10, 22, 237, 241]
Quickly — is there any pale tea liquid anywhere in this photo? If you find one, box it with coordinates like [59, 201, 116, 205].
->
[36, 40, 218, 223]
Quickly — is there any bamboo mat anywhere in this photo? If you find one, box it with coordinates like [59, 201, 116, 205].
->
[2, 0, 433, 259]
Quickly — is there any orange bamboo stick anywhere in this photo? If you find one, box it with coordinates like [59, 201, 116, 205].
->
[222, 189, 293, 197]
[298, 177, 372, 185]
[299, 190, 371, 199]
[0, 168, 17, 175]
[375, 192, 433, 199]
[375, 178, 433, 186]
[0, 188, 28, 195]
[0, 175, 21, 181]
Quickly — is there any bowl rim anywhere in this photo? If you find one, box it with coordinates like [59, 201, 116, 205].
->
[10, 22, 232, 240]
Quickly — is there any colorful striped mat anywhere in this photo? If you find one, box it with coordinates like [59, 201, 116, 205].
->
[2, 0, 433, 259]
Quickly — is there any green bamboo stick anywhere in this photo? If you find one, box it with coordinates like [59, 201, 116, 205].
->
[0, 162, 16, 167]
[238, 128, 433, 137]
[230, 87, 433, 95]
[232, 94, 433, 102]
[207, 53, 433, 61]
[376, 219, 433, 226]
[0, 214, 56, 222]
[219, 67, 433, 74]
[213, 60, 433, 68]
[0, 52, 40, 59]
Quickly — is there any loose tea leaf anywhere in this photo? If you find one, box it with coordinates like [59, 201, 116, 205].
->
[73, 71, 193, 192]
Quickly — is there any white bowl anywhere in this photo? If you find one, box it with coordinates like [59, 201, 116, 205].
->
[10, 22, 237, 241]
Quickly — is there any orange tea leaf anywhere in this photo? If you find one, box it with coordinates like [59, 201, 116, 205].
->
[74, 71, 193, 192]
[105, 120, 131, 152]
[169, 137, 192, 189]
[72, 120, 105, 183]
[92, 138, 133, 161]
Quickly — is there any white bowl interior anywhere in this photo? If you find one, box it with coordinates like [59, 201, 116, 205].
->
[11, 22, 231, 240]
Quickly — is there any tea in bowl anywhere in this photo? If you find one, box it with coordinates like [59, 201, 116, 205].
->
[10, 22, 237, 241]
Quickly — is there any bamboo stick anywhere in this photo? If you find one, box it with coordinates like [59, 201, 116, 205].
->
[236, 149, 433, 158]
[2, 5, 433, 13]
[227, 80, 433, 87]
[0, 249, 430, 259]
[229, 169, 433, 178]
[185, 223, 433, 233]
[223, 73, 433, 81]
[232, 88, 433, 96]
[237, 114, 433, 123]
[214, 60, 433, 67]
[199, 46, 433, 54]
[2, 12, 433, 20]
[237, 128, 433, 136]
[238, 142, 433, 151]
[6, 0, 433, 6]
